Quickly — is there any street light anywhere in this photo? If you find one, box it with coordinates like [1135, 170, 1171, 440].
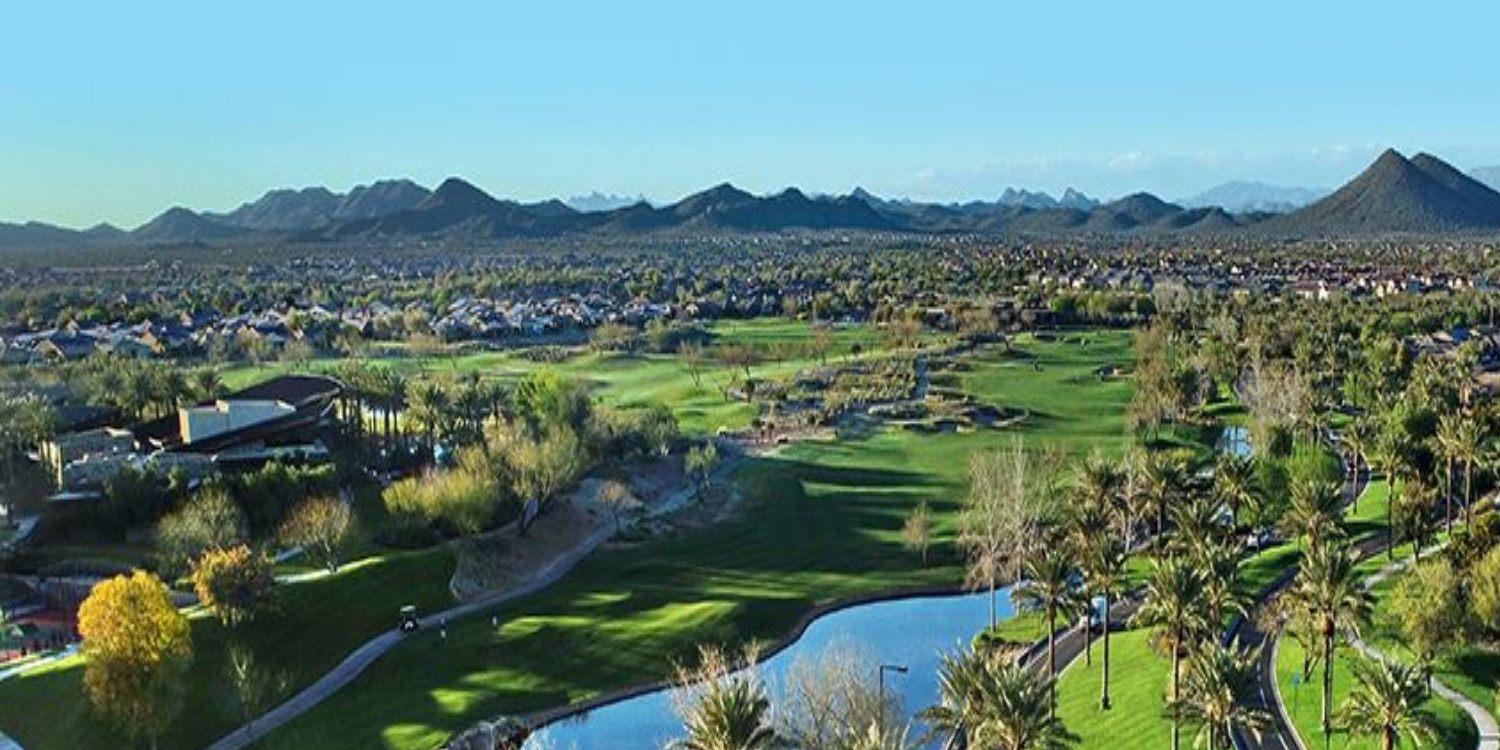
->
[878, 663, 909, 730]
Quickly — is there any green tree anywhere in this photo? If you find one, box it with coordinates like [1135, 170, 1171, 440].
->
[1289, 541, 1370, 744]
[920, 647, 1076, 750]
[1336, 658, 1435, 750]
[156, 486, 248, 573]
[1013, 547, 1085, 713]
[1389, 558, 1464, 667]
[670, 647, 777, 750]
[1172, 640, 1270, 750]
[1132, 556, 1208, 750]
[1473, 545, 1500, 635]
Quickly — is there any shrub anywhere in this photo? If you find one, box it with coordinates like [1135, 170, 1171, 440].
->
[191, 544, 275, 626]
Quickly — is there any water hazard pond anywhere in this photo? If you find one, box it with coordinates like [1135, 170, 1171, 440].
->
[523, 588, 1013, 750]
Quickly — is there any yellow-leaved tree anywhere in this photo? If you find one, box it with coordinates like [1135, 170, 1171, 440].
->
[77, 570, 193, 750]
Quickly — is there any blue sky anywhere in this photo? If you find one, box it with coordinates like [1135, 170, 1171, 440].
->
[3, 0, 1499, 227]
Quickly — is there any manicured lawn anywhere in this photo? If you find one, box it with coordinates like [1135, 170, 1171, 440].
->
[0, 548, 456, 750]
[1275, 636, 1476, 750]
[958, 331, 1134, 456]
[1055, 627, 1174, 750]
[221, 319, 893, 436]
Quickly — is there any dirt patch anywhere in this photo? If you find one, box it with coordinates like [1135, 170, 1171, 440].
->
[450, 500, 603, 601]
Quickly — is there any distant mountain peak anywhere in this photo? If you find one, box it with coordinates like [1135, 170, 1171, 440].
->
[1275, 149, 1500, 234]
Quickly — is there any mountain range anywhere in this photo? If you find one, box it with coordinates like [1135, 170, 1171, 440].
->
[4, 150, 1500, 249]
[1181, 181, 1326, 214]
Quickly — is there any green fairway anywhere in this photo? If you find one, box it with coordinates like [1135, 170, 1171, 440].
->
[220, 319, 892, 436]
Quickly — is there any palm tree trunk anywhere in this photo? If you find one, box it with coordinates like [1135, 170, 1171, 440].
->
[1101, 588, 1112, 710]
[1047, 605, 1057, 718]
[1171, 631, 1181, 750]
[1082, 584, 1093, 666]
[1464, 458, 1474, 526]
[1322, 625, 1334, 741]
[1444, 456, 1453, 535]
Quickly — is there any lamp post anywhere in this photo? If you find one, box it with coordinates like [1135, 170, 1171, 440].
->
[878, 663, 909, 731]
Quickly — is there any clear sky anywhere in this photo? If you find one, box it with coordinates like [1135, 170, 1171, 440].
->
[3, 0, 1499, 228]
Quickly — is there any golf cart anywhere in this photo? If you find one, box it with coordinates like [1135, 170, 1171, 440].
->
[398, 605, 420, 633]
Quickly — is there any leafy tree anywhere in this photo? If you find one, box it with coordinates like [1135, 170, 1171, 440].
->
[277, 496, 355, 573]
[686, 441, 720, 499]
[1389, 558, 1464, 667]
[1469, 545, 1500, 635]
[191, 544, 276, 626]
[776, 640, 904, 750]
[599, 479, 641, 532]
[156, 486, 248, 574]
[78, 571, 193, 750]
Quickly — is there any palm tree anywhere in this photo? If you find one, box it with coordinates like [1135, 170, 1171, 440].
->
[1279, 479, 1345, 551]
[1067, 461, 1116, 667]
[671, 654, 777, 750]
[1196, 540, 1248, 628]
[1288, 541, 1370, 744]
[1171, 491, 1227, 562]
[1213, 453, 1259, 530]
[1143, 454, 1185, 542]
[920, 649, 1076, 750]
[1172, 640, 1270, 750]
[1453, 414, 1483, 526]
[1132, 556, 1208, 750]
[1336, 658, 1436, 750]
[1433, 412, 1463, 535]
[1344, 415, 1375, 511]
[1013, 547, 1085, 713]
[1081, 535, 1127, 710]
[1373, 426, 1411, 561]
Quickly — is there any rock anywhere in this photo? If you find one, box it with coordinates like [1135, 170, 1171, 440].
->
[440, 717, 529, 750]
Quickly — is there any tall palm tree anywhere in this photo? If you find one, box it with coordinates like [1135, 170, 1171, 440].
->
[1081, 534, 1127, 710]
[1343, 415, 1375, 511]
[1013, 547, 1085, 713]
[1288, 541, 1370, 744]
[1433, 412, 1463, 535]
[1373, 426, 1410, 561]
[1172, 640, 1270, 750]
[1336, 658, 1436, 750]
[1132, 556, 1208, 750]
[1171, 491, 1227, 562]
[1068, 461, 1116, 667]
[1453, 413, 1483, 526]
[921, 649, 1076, 750]
[1213, 453, 1259, 531]
[1279, 479, 1345, 551]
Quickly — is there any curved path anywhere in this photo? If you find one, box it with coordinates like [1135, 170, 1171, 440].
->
[204, 451, 747, 750]
[1347, 548, 1499, 750]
